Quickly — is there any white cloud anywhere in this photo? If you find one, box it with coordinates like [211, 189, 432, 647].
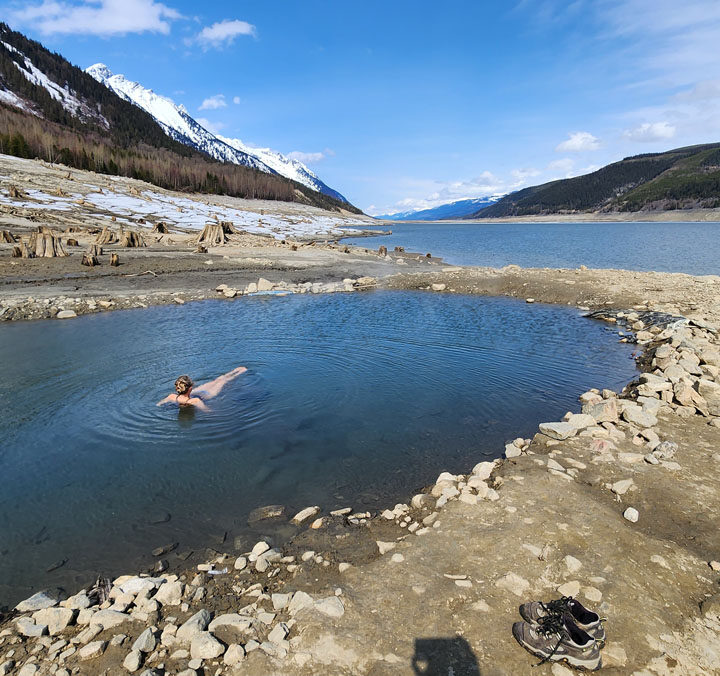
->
[193, 19, 256, 49]
[232, 96, 241, 105]
[555, 131, 600, 152]
[624, 121, 676, 142]
[9, 0, 181, 36]
[196, 117, 226, 134]
[287, 149, 335, 164]
[198, 94, 227, 111]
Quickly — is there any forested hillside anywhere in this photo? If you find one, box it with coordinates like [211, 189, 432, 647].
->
[474, 143, 720, 218]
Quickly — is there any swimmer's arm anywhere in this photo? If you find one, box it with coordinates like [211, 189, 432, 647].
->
[195, 366, 247, 399]
[156, 394, 175, 406]
[191, 398, 210, 412]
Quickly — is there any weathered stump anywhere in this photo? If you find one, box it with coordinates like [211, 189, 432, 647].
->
[119, 230, 146, 248]
[196, 243, 208, 254]
[95, 227, 118, 245]
[153, 222, 169, 234]
[82, 253, 99, 267]
[12, 242, 32, 258]
[378, 245, 387, 256]
[196, 223, 227, 246]
[87, 244, 103, 257]
[2, 230, 17, 243]
[66, 238, 79, 247]
[8, 185, 25, 199]
[220, 221, 239, 234]
[53, 188, 67, 197]
[394, 246, 405, 253]
[110, 253, 120, 267]
[28, 227, 68, 257]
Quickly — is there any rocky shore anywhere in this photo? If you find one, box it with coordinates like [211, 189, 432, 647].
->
[2, 279, 720, 674]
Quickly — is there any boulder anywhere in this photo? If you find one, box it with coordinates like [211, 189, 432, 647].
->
[153, 581, 184, 606]
[698, 379, 720, 416]
[622, 406, 657, 428]
[190, 632, 225, 660]
[291, 506, 320, 525]
[16, 590, 61, 612]
[582, 398, 618, 423]
[176, 609, 211, 643]
[89, 609, 133, 630]
[538, 422, 577, 440]
[32, 608, 75, 635]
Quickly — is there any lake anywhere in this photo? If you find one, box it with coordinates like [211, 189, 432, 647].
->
[344, 221, 720, 275]
[0, 291, 637, 606]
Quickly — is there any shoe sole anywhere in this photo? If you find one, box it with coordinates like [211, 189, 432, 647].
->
[512, 623, 602, 671]
[518, 605, 606, 647]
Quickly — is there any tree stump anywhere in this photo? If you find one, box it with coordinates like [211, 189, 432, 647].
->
[119, 230, 146, 247]
[87, 244, 103, 257]
[8, 185, 25, 199]
[196, 223, 227, 246]
[220, 221, 239, 234]
[2, 230, 17, 243]
[378, 245, 387, 256]
[110, 253, 120, 267]
[196, 243, 208, 254]
[53, 188, 68, 197]
[12, 241, 33, 258]
[66, 238, 79, 247]
[28, 227, 68, 257]
[153, 222, 169, 234]
[95, 227, 118, 245]
[82, 253, 99, 267]
[394, 246, 405, 253]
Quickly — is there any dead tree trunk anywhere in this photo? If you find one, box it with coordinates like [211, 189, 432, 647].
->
[119, 230, 146, 247]
[220, 221, 238, 234]
[152, 222, 169, 234]
[196, 223, 227, 246]
[110, 253, 120, 267]
[96, 227, 118, 245]
[28, 228, 68, 257]
[2, 230, 16, 243]
[86, 244, 103, 257]
[82, 253, 99, 267]
[12, 240, 32, 258]
[66, 238, 79, 247]
[8, 185, 25, 199]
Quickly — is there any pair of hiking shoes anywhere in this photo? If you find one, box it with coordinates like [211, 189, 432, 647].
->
[512, 596, 606, 671]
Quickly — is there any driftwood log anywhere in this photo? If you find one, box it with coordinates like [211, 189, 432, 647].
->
[28, 227, 68, 257]
[110, 253, 120, 267]
[82, 253, 99, 267]
[96, 227, 118, 245]
[119, 230, 146, 248]
[152, 222, 169, 234]
[2, 230, 16, 243]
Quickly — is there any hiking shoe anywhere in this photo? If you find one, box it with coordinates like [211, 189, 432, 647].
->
[512, 612, 602, 671]
[519, 596, 606, 644]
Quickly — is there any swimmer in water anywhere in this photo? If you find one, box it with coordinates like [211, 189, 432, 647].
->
[157, 366, 248, 411]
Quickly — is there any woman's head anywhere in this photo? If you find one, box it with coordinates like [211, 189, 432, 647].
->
[175, 375, 194, 395]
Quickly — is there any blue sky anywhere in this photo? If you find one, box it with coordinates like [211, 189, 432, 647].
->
[4, 0, 720, 214]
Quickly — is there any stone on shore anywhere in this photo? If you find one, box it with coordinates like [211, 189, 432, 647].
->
[78, 640, 107, 660]
[539, 422, 577, 440]
[16, 590, 61, 612]
[314, 597, 345, 618]
[224, 644, 246, 666]
[190, 632, 225, 659]
[377, 541, 396, 555]
[176, 609, 211, 642]
[16, 616, 48, 637]
[557, 581, 580, 597]
[32, 607, 75, 635]
[494, 572, 530, 596]
[124, 649, 143, 672]
[133, 627, 157, 653]
[291, 506, 320, 524]
[56, 310, 77, 319]
[472, 461, 496, 480]
[90, 609, 133, 630]
[623, 507, 640, 523]
[622, 406, 658, 428]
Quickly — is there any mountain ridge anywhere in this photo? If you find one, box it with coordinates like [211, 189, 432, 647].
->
[379, 196, 501, 221]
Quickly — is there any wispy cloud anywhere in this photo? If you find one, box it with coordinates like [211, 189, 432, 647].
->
[232, 96, 241, 105]
[191, 19, 257, 49]
[198, 94, 227, 111]
[7, 0, 182, 36]
[287, 149, 334, 164]
[623, 121, 676, 142]
[555, 131, 600, 152]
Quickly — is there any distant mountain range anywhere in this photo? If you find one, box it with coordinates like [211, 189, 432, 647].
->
[380, 196, 501, 221]
[475, 143, 720, 218]
[0, 23, 356, 211]
[85, 64, 347, 203]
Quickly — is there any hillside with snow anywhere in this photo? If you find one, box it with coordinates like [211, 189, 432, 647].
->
[379, 196, 501, 221]
[86, 64, 348, 203]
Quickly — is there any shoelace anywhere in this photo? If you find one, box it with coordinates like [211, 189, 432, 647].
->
[539, 595, 574, 618]
[532, 613, 567, 667]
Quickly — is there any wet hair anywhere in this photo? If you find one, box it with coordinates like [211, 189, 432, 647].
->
[175, 375, 194, 395]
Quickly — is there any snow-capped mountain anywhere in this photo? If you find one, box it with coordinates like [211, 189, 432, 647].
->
[86, 64, 347, 202]
[379, 196, 502, 221]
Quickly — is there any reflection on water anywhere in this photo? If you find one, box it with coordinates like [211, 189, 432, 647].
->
[345, 221, 720, 274]
[0, 291, 637, 606]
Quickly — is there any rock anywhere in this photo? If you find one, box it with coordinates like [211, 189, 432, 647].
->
[709, 561, 720, 571]
[190, 632, 225, 659]
[314, 597, 345, 618]
[90, 609, 133, 630]
[339, 562, 352, 573]
[654, 440, 678, 458]
[246, 282, 257, 293]
[564, 555, 582, 573]
[257, 278, 274, 291]
[56, 310, 77, 319]
[431, 283, 446, 291]
[391, 553, 405, 563]
[377, 541, 396, 555]
[644, 453, 660, 465]
[0, 661, 15, 676]
[411, 494, 435, 510]
[222, 288, 237, 298]
[16, 590, 61, 612]
[32, 607, 74, 635]
[208, 614, 252, 633]
[133, 628, 156, 653]
[251, 541, 271, 556]
[525, 298, 535, 303]
[291, 506, 320, 524]
[495, 572, 530, 597]
[565, 413, 596, 430]
[611, 479, 634, 495]
[17, 666, 38, 676]
[224, 643, 246, 666]
[698, 379, 720, 415]
[504, 443, 522, 458]
[16, 616, 48, 637]
[622, 407, 658, 428]
[288, 591, 315, 615]
[234, 556, 247, 571]
[557, 581, 580, 597]
[248, 504, 286, 522]
[268, 623, 289, 644]
[623, 507, 639, 523]
[123, 649, 143, 672]
[700, 593, 720, 619]
[603, 644, 628, 668]
[176, 609, 211, 642]
[547, 458, 566, 473]
[471, 461, 496, 480]
[583, 587, 602, 603]
[551, 664, 574, 676]
[78, 640, 107, 660]
[261, 640, 288, 658]
[538, 422, 577, 440]
[153, 580, 183, 606]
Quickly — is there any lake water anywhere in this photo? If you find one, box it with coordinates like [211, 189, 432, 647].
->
[0, 292, 637, 606]
[344, 221, 720, 275]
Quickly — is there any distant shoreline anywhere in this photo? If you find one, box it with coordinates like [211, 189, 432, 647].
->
[375, 208, 720, 225]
